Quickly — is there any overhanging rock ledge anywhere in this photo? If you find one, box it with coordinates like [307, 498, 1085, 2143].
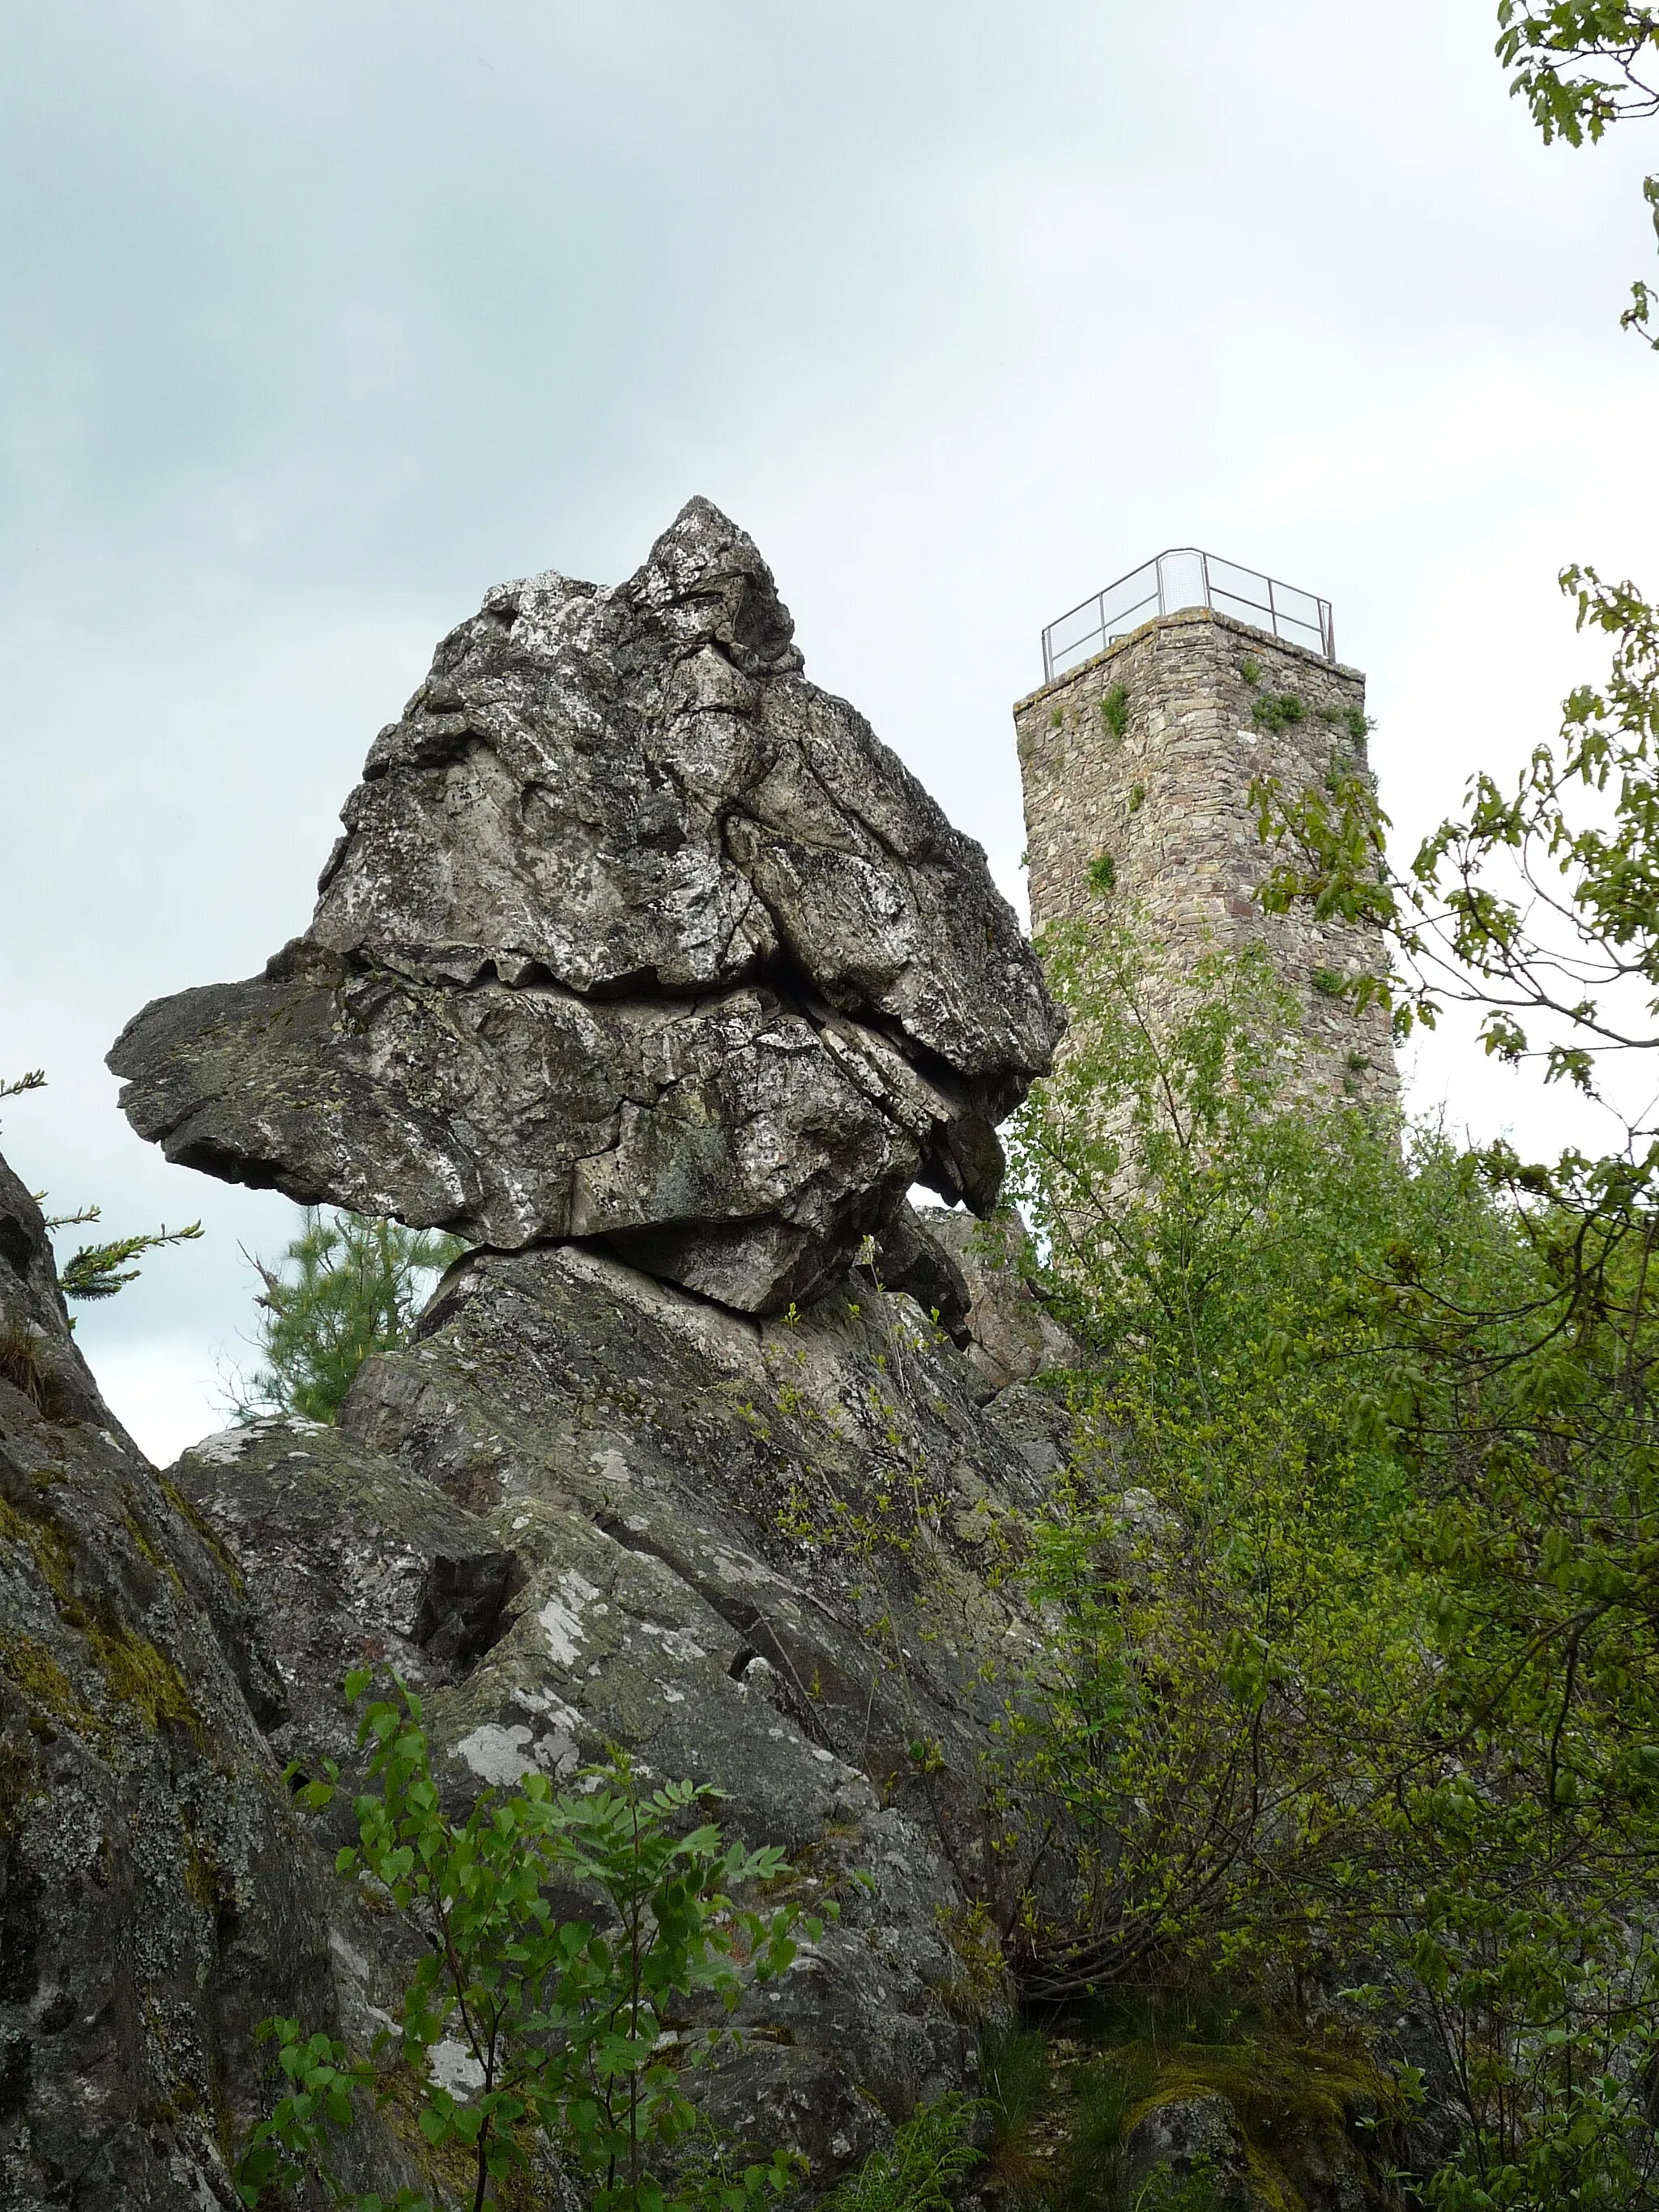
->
[107, 497, 1060, 1315]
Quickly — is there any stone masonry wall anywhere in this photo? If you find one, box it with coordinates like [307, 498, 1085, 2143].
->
[1013, 606, 1397, 1105]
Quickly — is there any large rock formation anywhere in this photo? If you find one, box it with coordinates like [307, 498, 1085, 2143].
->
[0, 1123, 1064, 2207]
[0, 1149, 425, 2210]
[168, 1238, 1070, 2181]
[72, 503, 1081, 2203]
[109, 501, 1060, 1314]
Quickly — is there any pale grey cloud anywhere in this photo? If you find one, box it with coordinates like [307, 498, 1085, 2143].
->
[3, 0, 1655, 1456]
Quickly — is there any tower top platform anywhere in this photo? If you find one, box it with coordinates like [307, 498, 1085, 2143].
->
[1041, 547, 1335, 685]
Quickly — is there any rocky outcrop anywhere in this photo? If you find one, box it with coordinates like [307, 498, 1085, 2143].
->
[1116, 2095, 1263, 2212]
[0, 1122, 1066, 2205]
[915, 1211, 1081, 1401]
[109, 501, 1060, 1315]
[88, 501, 1083, 2202]
[166, 1236, 1070, 2180]
[0, 1150, 425, 2211]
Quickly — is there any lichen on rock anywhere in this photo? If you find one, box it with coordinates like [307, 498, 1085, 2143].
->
[165, 1234, 1069, 2181]
[88, 501, 1077, 2204]
[108, 499, 1060, 1315]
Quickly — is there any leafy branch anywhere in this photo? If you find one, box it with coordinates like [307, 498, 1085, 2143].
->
[53, 1215, 204, 1300]
[2, 1068, 202, 1303]
[1495, 0, 1659, 343]
[1253, 566, 1659, 1104]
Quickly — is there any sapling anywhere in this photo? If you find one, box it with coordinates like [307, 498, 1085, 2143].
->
[237, 1675, 820, 2212]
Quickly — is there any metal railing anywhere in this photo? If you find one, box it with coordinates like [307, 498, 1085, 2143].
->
[1040, 548, 1335, 684]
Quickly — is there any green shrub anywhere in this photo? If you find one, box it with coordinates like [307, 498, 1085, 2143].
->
[238, 1677, 817, 2212]
[1250, 692, 1305, 734]
[1004, 921, 1659, 2205]
[978, 2019, 1049, 2193]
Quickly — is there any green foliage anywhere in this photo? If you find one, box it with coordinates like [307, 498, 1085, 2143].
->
[1234, 117, 1659, 2197]
[234, 1208, 465, 1423]
[1050, 2055, 1140, 2211]
[1494, 0, 1659, 340]
[1088, 851, 1117, 897]
[1101, 685, 1130, 740]
[1496, 0, 1657, 143]
[1254, 566, 1659, 1090]
[1130, 2171, 1218, 2212]
[1003, 925, 1659, 2206]
[55, 1218, 204, 1301]
[2, 1068, 202, 1307]
[1318, 702, 1372, 744]
[238, 1677, 816, 2212]
[0, 1327, 70, 1418]
[819, 2097, 982, 2212]
[1004, 929, 1428, 1992]
[979, 2008, 1388, 2212]
[1250, 691, 1305, 735]
[979, 2021, 1049, 2160]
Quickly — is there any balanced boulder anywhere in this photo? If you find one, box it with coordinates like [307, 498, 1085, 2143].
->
[109, 501, 1060, 1312]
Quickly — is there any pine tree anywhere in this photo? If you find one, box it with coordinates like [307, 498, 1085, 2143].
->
[234, 1208, 465, 1423]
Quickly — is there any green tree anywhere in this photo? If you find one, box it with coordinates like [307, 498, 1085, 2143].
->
[1002, 925, 1659, 2208]
[238, 1677, 815, 2212]
[1000, 930, 1431, 1995]
[1222, 9, 1659, 2117]
[1252, 565, 1659, 1097]
[234, 1208, 464, 1423]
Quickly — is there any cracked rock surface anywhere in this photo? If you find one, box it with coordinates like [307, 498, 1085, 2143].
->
[108, 499, 1060, 1314]
[169, 1240, 1071, 2185]
[915, 1209, 1083, 1401]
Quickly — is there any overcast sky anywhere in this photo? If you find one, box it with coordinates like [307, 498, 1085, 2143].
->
[3, 0, 1656, 1463]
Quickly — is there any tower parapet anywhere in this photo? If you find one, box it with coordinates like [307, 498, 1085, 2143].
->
[1014, 548, 1397, 1106]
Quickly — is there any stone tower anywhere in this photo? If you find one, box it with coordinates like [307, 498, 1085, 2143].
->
[1013, 547, 1396, 1104]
